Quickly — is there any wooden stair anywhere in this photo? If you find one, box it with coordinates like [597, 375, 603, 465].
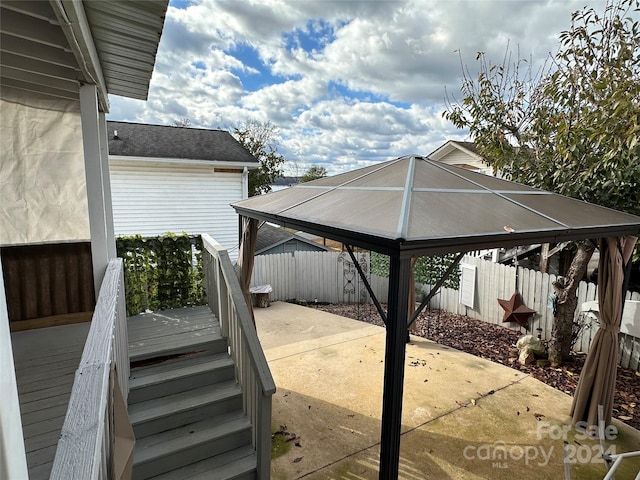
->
[128, 307, 257, 480]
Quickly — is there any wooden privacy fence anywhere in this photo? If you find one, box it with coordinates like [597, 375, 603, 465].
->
[250, 252, 640, 370]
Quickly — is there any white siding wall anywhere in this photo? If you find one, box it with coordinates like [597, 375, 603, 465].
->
[110, 161, 242, 257]
[438, 150, 492, 175]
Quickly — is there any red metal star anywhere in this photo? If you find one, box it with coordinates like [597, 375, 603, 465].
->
[497, 291, 536, 329]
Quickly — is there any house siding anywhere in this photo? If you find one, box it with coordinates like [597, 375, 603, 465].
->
[110, 162, 242, 256]
[437, 150, 491, 173]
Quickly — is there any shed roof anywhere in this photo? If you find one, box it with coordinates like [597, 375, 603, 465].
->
[107, 121, 259, 166]
[256, 223, 331, 254]
[233, 155, 640, 257]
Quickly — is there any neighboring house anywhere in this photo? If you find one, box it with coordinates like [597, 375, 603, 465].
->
[108, 121, 258, 256]
[428, 140, 494, 176]
[256, 223, 332, 255]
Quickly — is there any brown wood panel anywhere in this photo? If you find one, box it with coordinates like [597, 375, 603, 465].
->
[1, 242, 95, 326]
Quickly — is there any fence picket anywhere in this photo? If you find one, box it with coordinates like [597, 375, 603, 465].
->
[251, 251, 639, 369]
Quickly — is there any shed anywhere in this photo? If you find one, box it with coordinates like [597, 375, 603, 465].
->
[256, 223, 332, 255]
[107, 121, 258, 254]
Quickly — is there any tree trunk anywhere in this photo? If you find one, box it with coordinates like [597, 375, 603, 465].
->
[548, 240, 596, 366]
[540, 243, 550, 274]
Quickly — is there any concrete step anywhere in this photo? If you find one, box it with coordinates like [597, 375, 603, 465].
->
[148, 444, 256, 480]
[132, 413, 252, 480]
[129, 353, 235, 404]
[129, 381, 242, 439]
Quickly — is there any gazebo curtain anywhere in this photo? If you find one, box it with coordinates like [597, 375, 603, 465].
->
[237, 216, 258, 325]
[570, 235, 637, 428]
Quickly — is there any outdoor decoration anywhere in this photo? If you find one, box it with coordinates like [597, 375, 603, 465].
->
[497, 291, 536, 328]
[515, 334, 546, 365]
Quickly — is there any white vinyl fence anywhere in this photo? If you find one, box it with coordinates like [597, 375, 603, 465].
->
[251, 251, 386, 305]
[251, 252, 640, 370]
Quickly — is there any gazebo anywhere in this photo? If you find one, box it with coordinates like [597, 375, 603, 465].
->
[233, 155, 640, 479]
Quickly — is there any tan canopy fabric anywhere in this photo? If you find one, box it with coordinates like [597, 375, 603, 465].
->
[570, 236, 638, 428]
[237, 217, 258, 326]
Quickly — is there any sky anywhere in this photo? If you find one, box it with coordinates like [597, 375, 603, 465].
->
[107, 0, 603, 176]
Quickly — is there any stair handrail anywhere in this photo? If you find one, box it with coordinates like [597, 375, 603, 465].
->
[201, 233, 275, 478]
[50, 258, 129, 479]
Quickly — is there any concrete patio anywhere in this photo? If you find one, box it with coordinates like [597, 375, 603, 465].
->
[255, 301, 640, 479]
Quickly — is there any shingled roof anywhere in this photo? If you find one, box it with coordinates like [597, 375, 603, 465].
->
[256, 223, 331, 254]
[107, 121, 258, 165]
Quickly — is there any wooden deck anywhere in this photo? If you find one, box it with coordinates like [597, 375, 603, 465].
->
[12, 322, 90, 480]
[128, 305, 222, 363]
[11, 305, 222, 479]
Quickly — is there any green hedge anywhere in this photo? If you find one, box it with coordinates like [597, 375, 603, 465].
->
[116, 233, 206, 316]
[370, 252, 461, 290]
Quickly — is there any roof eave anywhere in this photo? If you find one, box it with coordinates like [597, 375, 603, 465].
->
[109, 155, 259, 169]
[399, 225, 640, 258]
[51, 0, 109, 112]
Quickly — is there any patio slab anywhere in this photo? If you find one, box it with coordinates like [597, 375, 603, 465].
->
[255, 301, 640, 479]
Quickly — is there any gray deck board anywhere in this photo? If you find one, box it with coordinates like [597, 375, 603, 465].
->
[12, 322, 89, 479]
[128, 307, 221, 361]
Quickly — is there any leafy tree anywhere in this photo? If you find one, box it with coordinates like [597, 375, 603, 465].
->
[301, 165, 328, 182]
[371, 252, 461, 290]
[173, 118, 191, 128]
[444, 0, 640, 365]
[233, 120, 285, 196]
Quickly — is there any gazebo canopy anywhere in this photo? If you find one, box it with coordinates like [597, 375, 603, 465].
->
[233, 155, 640, 257]
[232, 154, 640, 480]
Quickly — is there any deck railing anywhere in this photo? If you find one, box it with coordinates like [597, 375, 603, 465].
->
[201, 234, 276, 478]
[50, 258, 129, 479]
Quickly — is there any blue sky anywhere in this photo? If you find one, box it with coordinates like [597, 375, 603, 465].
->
[107, 0, 603, 176]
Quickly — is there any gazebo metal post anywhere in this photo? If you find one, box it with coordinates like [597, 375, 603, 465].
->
[379, 254, 412, 479]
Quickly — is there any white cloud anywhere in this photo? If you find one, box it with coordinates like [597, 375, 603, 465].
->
[108, 0, 607, 175]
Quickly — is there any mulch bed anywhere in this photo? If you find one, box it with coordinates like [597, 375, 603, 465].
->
[307, 302, 640, 431]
